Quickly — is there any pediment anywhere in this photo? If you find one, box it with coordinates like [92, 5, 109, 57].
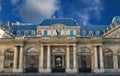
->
[51, 24, 67, 29]
[102, 26, 120, 38]
[0, 29, 14, 38]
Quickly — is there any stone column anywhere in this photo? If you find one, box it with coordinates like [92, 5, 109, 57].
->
[47, 45, 51, 73]
[12, 46, 18, 72]
[73, 44, 77, 73]
[113, 53, 118, 72]
[99, 46, 105, 72]
[19, 45, 24, 72]
[94, 46, 98, 72]
[0, 52, 4, 72]
[66, 45, 70, 73]
[39, 45, 44, 73]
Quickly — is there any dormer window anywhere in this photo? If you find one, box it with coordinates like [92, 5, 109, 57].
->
[17, 30, 21, 36]
[89, 31, 93, 37]
[96, 31, 100, 36]
[31, 30, 36, 36]
[82, 31, 86, 36]
[24, 31, 29, 36]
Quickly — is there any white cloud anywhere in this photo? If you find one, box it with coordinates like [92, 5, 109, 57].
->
[0, 0, 2, 12]
[11, 0, 19, 5]
[17, 0, 60, 22]
[77, 0, 104, 24]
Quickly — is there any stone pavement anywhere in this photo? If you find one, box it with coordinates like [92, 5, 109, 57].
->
[0, 73, 120, 76]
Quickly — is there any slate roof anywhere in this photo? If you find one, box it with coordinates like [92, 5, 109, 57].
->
[2, 17, 119, 36]
[10, 25, 38, 30]
[40, 18, 78, 26]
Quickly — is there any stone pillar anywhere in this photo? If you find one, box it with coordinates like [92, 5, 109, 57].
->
[113, 53, 118, 72]
[66, 45, 70, 73]
[12, 46, 18, 72]
[47, 45, 51, 73]
[39, 45, 44, 73]
[94, 46, 98, 72]
[73, 44, 77, 73]
[99, 46, 105, 72]
[0, 52, 4, 72]
[19, 45, 24, 72]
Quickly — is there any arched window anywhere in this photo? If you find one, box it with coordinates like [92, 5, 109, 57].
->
[77, 47, 91, 69]
[88, 31, 93, 37]
[31, 30, 36, 36]
[52, 48, 65, 52]
[81, 31, 86, 36]
[117, 50, 120, 68]
[78, 47, 90, 53]
[96, 31, 100, 36]
[27, 47, 39, 53]
[4, 49, 14, 68]
[104, 49, 113, 69]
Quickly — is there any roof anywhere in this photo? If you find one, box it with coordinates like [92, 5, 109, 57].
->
[40, 18, 78, 26]
[80, 25, 107, 31]
[80, 25, 108, 35]
[10, 25, 38, 30]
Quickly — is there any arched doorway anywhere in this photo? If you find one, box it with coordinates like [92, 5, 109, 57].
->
[4, 49, 14, 72]
[25, 47, 39, 73]
[77, 47, 91, 73]
[117, 49, 120, 68]
[104, 49, 113, 69]
[51, 48, 65, 73]
[55, 56, 62, 68]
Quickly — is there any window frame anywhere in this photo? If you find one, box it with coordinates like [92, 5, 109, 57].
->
[70, 30, 74, 36]
[44, 31, 48, 36]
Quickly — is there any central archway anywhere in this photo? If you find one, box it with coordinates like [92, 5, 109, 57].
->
[51, 48, 65, 73]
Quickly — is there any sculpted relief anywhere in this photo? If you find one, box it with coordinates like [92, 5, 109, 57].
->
[104, 27, 120, 38]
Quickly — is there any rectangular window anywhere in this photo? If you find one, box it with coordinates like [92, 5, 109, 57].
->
[31, 30, 36, 36]
[44, 31, 47, 36]
[70, 30, 74, 36]
[17, 30, 21, 36]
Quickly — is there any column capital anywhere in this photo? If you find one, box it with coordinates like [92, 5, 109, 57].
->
[66, 45, 69, 47]
[93, 44, 103, 47]
[73, 44, 76, 47]
[41, 44, 44, 47]
[15, 44, 24, 46]
[47, 45, 50, 47]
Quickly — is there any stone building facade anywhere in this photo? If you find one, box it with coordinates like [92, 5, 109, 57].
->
[0, 17, 120, 73]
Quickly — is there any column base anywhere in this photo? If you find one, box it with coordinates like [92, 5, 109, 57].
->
[39, 68, 51, 73]
[94, 69, 105, 73]
[66, 68, 77, 73]
[0, 68, 4, 72]
[114, 68, 118, 72]
[12, 68, 23, 73]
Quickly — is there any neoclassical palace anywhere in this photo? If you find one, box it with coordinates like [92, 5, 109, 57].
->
[0, 16, 120, 73]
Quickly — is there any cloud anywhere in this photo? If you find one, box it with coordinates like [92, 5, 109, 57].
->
[0, 0, 2, 12]
[11, 0, 19, 5]
[59, 0, 104, 24]
[78, 0, 104, 24]
[14, 0, 60, 23]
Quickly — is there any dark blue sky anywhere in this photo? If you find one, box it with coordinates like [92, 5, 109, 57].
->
[0, 0, 120, 25]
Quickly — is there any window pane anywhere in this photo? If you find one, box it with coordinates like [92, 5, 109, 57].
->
[96, 31, 100, 36]
[70, 31, 74, 36]
[4, 50, 14, 68]
[44, 31, 47, 36]
[31, 30, 36, 36]
[17, 30, 21, 36]
[89, 31, 93, 37]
